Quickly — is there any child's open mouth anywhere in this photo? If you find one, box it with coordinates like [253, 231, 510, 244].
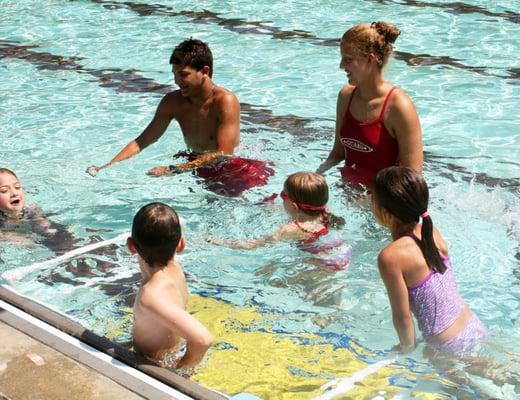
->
[10, 199, 20, 205]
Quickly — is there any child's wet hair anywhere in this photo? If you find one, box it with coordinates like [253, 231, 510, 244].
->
[0, 168, 18, 179]
[373, 166, 446, 273]
[284, 172, 328, 217]
[284, 172, 345, 228]
[131, 202, 182, 268]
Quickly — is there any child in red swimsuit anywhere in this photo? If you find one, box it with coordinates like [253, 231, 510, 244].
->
[212, 171, 352, 270]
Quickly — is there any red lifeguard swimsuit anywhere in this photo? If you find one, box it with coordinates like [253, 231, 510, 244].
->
[339, 86, 398, 188]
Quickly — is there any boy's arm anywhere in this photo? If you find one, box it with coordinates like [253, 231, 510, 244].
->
[148, 91, 240, 176]
[378, 248, 416, 352]
[141, 290, 213, 368]
[87, 94, 175, 176]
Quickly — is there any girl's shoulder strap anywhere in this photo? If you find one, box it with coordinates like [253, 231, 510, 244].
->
[399, 231, 420, 244]
[293, 220, 329, 243]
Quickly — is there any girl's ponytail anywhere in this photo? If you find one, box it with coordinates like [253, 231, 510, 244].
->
[324, 209, 346, 229]
[419, 212, 446, 273]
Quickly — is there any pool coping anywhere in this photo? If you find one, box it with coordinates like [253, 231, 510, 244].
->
[0, 285, 228, 400]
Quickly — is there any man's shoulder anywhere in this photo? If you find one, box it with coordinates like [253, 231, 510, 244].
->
[213, 86, 239, 105]
[158, 90, 187, 117]
[162, 90, 184, 104]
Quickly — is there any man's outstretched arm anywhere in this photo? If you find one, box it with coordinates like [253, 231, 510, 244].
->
[87, 95, 174, 176]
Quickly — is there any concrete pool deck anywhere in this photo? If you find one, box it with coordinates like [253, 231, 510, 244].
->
[0, 285, 229, 400]
[0, 320, 144, 400]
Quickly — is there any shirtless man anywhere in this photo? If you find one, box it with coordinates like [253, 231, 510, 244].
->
[86, 38, 240, 177]
[128, 202, 213, 375]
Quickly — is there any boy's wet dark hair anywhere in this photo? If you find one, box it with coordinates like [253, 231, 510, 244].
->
[132, 202, 182, 268]
[170, 38, 213, 77]
[373, 166, 446, 273]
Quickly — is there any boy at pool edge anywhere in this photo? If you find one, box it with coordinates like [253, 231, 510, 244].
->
[128, 202, 213, 377]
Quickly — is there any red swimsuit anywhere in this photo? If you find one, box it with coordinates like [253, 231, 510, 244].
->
[293, 220, 329, 244]
[173, 151, 275, 197]
[339, 86, 398, 188]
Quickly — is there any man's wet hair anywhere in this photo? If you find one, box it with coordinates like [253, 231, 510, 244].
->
[131, 202, 182, 268]
[170, 38, 213, 77]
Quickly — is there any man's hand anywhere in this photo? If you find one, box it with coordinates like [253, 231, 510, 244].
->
[86, 162, 113, 177]
[86, 165, 101, 177]
[147, 166, 170, 176]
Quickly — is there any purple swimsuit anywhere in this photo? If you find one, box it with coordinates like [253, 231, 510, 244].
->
[405, 233, 487, 355]
[408, 258, 464, 339]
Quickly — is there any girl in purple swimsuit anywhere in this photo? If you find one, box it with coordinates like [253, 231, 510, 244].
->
[371, 166, 487, 356]
[213, 172, 352, 270]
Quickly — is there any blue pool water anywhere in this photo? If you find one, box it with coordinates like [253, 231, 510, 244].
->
[1, 0, 519, 398]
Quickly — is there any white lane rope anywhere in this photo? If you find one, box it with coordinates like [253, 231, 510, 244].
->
[1, 232, 130, 284]
[312, 357, 397, 400]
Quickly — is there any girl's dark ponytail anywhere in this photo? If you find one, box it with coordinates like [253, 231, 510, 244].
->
[419, 213, 446, 274]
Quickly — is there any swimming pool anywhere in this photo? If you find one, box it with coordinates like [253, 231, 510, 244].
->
[1, 0, 519, 398]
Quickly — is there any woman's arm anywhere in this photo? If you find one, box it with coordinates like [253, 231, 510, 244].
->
[388, 90, 423, 172]
[378, 247, 416, 351]
[316, 87, 352, 174]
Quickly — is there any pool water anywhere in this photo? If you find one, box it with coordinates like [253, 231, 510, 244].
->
[1, 1, 519, 399]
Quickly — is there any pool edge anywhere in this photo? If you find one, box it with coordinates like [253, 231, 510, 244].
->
[0, 285, 228, 400]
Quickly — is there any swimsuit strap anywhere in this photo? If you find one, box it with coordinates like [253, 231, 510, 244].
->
[293, 221, 329, 244]
[377, 86, 397, 122]
[346, 85, 396, 121]
[400, 230, 450, 265]
[399, 231, 421, 244]
[346, 87, 358, 114]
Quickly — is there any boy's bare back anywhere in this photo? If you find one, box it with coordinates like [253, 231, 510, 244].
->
[132, 259, 188, 360]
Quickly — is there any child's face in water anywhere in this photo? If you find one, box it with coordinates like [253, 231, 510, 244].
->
[0, 172, 26, 217]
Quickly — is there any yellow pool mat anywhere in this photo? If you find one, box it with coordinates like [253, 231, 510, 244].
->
[186, 295, 450, 400]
